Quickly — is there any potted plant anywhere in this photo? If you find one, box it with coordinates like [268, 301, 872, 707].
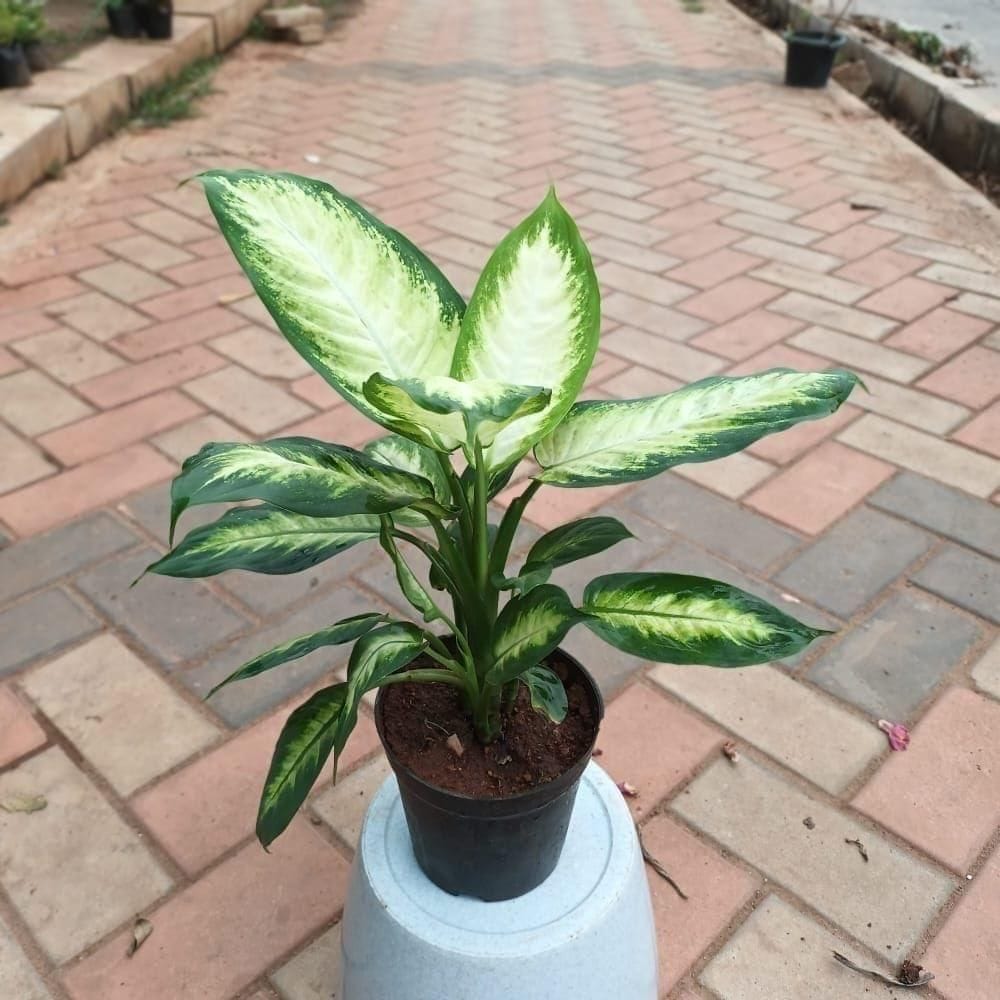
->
[101, 0, 142, 38]
[11, 0, 45, 71]
[784, 0, 853, 87]
[0, 2, 30, 87]
[136, 0, 171, 39]
[146, 170, 858, 901]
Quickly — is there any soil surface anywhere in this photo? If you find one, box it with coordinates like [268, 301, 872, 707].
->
[379, 652, 598, 799]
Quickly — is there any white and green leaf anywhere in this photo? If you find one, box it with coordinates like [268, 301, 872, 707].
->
[336, 623, 427, 763]
[521, 664, 568, 723]
[451, 188, 600, 471]
[199, 170, 464, 424]
[208, 613, 386, 699]
[525, 516, 634, 571]
[364, 434, 451, 506]
[363, 373, 550, 453]
[169, 437, 435, 541]
[257, 682, 348, 848]
[146, 504, 381, 579]
[487, 584, 587, 686]
[582, 572, 829, 666]
[535, 369, 860, 486]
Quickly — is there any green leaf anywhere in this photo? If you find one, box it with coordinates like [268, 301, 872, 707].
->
[198, 170, 464, 424]
[525, 516, 634, 571]
[487, 584, 587, 686]
[582, 572, 829, 666]
[534, 369, 860, 487]
[363, 373, 550, 453]
[146, 504, 381, 579]
[336, 623, 426, 762]
[378, 519, 440, 623]
[207, 613, 385, 699]
[452, 188, 600, 471]
[364, 434, 451, 506]
[521, 664, 568, 723]
[257, 683, 348, 848]
[169, 437, 435, 541]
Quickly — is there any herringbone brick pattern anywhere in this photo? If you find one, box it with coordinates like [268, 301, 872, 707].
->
[0, 1, 997, 998]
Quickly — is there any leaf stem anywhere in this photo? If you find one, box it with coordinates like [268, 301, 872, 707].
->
[379, 668, 466, 688]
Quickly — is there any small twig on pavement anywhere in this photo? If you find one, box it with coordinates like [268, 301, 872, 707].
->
[833, 952, 934, 988]
[636, 823, 688, 900]
[845, 837, 869, 862]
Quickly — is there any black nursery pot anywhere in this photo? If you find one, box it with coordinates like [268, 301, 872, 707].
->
[106, 2, 143, 38]
[138, 1, 173, 40]
[0, 45, 31, 88]
[784, 31, 846, 88]
[375, 649, 605, 902]
[24, 41, 48, 73]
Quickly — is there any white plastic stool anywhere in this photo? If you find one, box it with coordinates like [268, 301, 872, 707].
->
[340, 761, 659, 1000]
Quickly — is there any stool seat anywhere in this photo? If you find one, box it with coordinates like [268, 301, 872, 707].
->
[340, 762, 659, 1000]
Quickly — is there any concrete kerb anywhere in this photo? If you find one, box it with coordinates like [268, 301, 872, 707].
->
[742, 0, 1000, 178]
[0, 0, 269, 209]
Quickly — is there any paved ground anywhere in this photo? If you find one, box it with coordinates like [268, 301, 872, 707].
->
[1, 1, 999, 998]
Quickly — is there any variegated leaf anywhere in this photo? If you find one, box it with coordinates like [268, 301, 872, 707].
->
[169, 438, 435, 541]
[487, 585, 587, 686]
[207, 613, 385, 698]
[335, 623, 426, 763]
[522, 664, 568, 723]
[535, 369, 860, 486]
[257, 682, 348, 848]
[364, 434, 451, 506]
[582, 572, 828, 666]
[452, 189, 600, 471]
[199, 170, 464, 423]
[525, 516, 634, 571]
[146, 504, 381, 579]
[363, 373, 550, 453]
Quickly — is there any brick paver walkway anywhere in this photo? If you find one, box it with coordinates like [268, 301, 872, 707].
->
[1, 1, 999, 998]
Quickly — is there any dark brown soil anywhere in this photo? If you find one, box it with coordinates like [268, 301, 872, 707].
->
[379, 652, 597, 799]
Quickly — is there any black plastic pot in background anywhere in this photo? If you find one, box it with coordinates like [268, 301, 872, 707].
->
[137, 0, 173, 39]
[0, 45, 31, 88]
[375, 649, 605, 902]
[106, 1, 143, 38]
[784, 31, 846, 88]
[23, 40, 48, 72]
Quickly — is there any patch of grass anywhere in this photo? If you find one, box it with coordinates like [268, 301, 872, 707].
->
[132, 56, 220, 128]
[44, 160, 63, 180]
[680, 0, 705, 12]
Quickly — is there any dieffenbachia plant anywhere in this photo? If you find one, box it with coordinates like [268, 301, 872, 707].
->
[147, 170, 858, 848]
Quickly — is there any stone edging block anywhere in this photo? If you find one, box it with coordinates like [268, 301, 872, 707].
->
[0, 0, 268, 209]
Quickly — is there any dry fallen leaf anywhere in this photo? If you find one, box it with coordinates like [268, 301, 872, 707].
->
[722, 741, 740, 763]
[833, 951, 934, 988]
[126, 917, 153, 958]
[618, 781, 639, 798]
[216, 292, 246, 305]
[0, 793, 47, 814]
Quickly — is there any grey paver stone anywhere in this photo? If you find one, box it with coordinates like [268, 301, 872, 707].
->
[701, 895, 908, 1000]
[972, 638, 1000, 700]
[312, 755, 391, 850]
[271, 924, 342, 1000]
[183, 584, 386, 726]
[0, 747, 172, 962]
[0, 915, 51, 1000]
[673, 757, 955, 954]
[809, 589, 983, 719]
[0, 588, 98, 676]
[74, 547, 250, 665]
[912, 543, 1000, 624]
[869, 471, 1000, 560]
[651, 664, 884, 792]
[0, 511, 138, 606]
[21, 633, 219, 795]
[625, 473, 801, 573]
[775, 507, 932, 618]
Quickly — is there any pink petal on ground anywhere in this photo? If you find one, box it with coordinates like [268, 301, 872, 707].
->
[877, 719, 910, 751]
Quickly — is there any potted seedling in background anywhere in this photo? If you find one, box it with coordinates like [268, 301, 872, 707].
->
[146, 170, 858, 901]
[0, 0, 31, 86]
[785, 0, 853, 87]
[136, 0, 172, 39]
[12, 0, 46, 71]
[101, 0, 142, 38]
